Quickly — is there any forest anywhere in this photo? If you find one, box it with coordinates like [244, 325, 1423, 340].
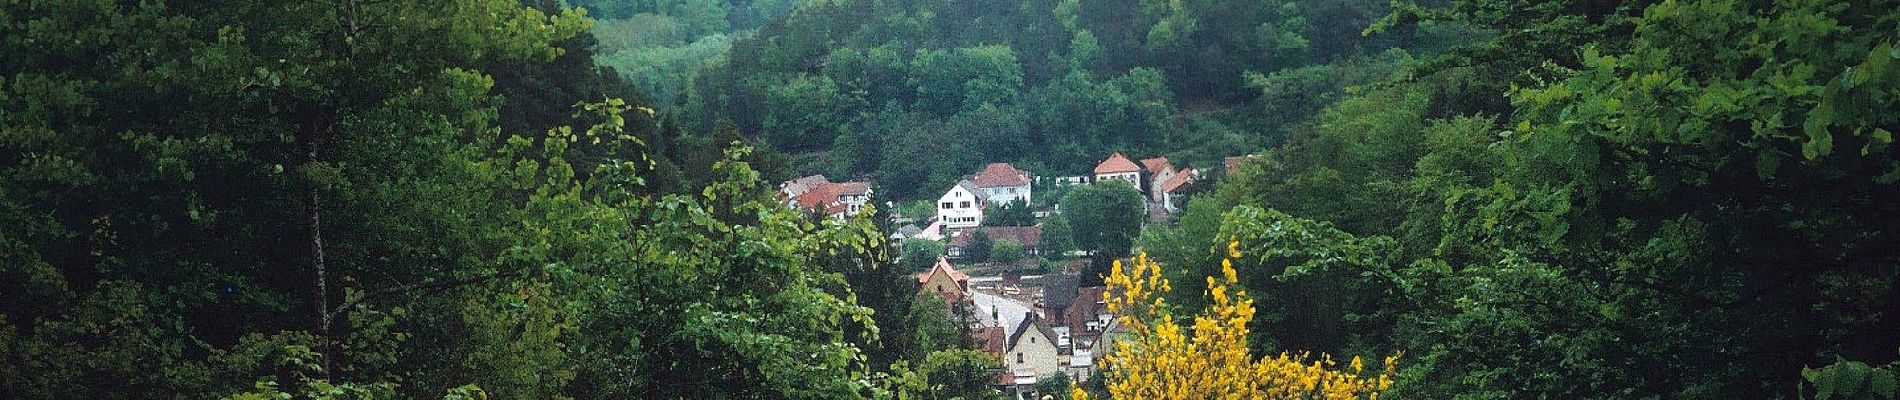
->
[2, 0, 1898, 399]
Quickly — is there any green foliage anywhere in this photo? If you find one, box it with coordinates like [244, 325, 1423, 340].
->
[965, 230, 995, 263]
[901, 238, 947, 271]
[1040, 213, 1078, 259]
[1805, 357, 1899, 400]
[915, 349, 1006, 400]
[1035, 372, 1074, 400]
[985, 199, 1037, 226]
[992, 239, 1027, 264]
[1060, 182, 1147, 257]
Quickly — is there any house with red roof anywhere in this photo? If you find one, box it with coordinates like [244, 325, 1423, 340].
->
[786, 177, 874, 220]
[916, 257, 972, 306]
[1093, 152, 1144, 190]
[1157, 168, 1198, 212]
[970, 162, 1033, 205]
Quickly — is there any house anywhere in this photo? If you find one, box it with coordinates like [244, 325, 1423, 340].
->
[917, 257, 972, 306]
[1004, 312, 1062, 385]
[936, 180, 987, 229]
[946, 225, 1042, 259]
[970, 162, 1033, 205]
[1064, 286, 1113, 351]
[1139, 157, 1176, 201]
[1093, 152, 1144, 190]
[780, 174, 830, 200]
[789, 179, 874, 219]
[1157, 168, 1197, 212]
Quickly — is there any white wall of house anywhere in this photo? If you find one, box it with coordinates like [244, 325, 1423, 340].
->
[1009, 326, 1062, 379]
[936, 185, 983, 229]
[981, 184, 1031, 205]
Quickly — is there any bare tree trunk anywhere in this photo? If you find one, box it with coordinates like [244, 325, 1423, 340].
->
[309, 141, 334, 381]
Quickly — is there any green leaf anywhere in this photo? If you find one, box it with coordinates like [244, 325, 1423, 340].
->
[1871, 369, 1896, 399]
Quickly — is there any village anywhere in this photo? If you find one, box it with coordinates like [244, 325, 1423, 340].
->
[775, 152, 1257, 399]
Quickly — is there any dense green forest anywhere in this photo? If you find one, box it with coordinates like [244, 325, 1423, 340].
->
[3, 0, 1899, 399]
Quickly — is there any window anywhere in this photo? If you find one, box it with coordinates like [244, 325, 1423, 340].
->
[941, 202, 953, 209]
[960, 201, 970, 208]
[1017, 353, 1024, 363]
[1030, 336, 1035, 343]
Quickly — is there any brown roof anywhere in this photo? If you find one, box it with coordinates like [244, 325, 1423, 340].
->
[791, 183, 839, 210]
[1007, 312, 1059, 351]
[1065, 286, 1109, 337]
[948, 226, 1041, 248]
[1094, 152, 1142, 175]
[976, 326, 1009, 355]
[1159, 168, 1196, 193]
[1139, 157, 1171, 174]
[916, 256, 971, 284]
[971, 163, 1031, 188]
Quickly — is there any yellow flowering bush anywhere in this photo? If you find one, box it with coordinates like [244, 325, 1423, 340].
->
[1075, 242, 1397, 400]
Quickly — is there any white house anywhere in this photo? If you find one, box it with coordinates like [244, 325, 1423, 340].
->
[1093, 152, 1143, 190]
[1005, 313, 1062, 387]
[787, 177, 873, 220]
[936, 180, 986, 229]
[970, 162, 1032, 205]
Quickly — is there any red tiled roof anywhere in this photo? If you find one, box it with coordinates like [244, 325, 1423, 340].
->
[1159, 168, 1196, 193]
[916, 257, 971, 284]
[1139, 157, 1171, 174]
[971, 163, 1031, 188]
[1094, 152, 1141, 175]
[792, 183, 839, 210]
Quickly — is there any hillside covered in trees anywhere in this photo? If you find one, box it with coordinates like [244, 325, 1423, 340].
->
[3, 0, 1899, 399]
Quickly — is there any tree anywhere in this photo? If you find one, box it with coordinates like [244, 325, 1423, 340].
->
[1035, 372, 1074, 400]
[985, 199, 1037, 226]
[965, 230, 995, 263]
[1060, 182, 1146, 257]
[917, 349, 1006, 400]
[1040, 214, 1078, 260]
[993, 239, 1027, 264]
[1074, 249, 1396, 400]
[901, 238, 947, 271]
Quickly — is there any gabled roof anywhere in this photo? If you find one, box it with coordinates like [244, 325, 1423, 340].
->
[916, 256, 971, 284]
[1094, 152, 1142, 175]
[1065, 286, 1109, 336]
[1139, 157, 1172, 174]
[971, 162, 1032, 188]
[1041, 273, 1079, 313]
[1159, 168, 1197, 193]
[791, 183, 840, 210]
[1007, 312, 1059, 351]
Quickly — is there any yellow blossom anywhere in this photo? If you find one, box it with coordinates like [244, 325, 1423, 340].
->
[1074, 242, 1399, 400]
